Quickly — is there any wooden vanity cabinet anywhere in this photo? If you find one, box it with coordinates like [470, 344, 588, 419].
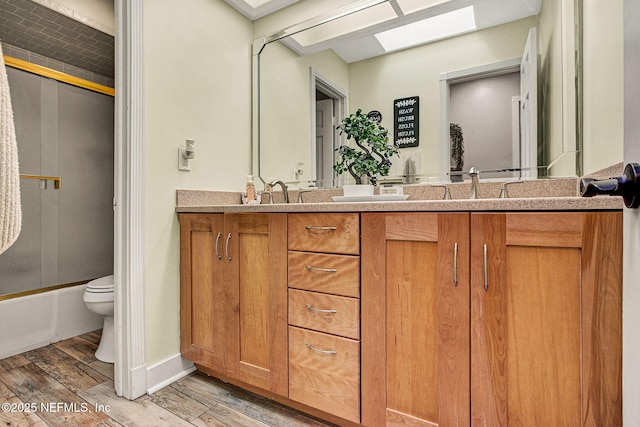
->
[179, 213, 288, 397]
[361, 211, 622, 427]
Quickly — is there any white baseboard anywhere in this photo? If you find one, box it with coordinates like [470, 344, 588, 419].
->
[146, 353, 195, 394]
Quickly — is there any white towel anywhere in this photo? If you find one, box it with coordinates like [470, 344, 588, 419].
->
[0, 43, 22, 254]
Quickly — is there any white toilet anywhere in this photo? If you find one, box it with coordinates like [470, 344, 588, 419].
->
[83, 275, 115, 363]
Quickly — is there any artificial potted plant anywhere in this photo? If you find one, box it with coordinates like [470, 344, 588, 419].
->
[450, 122, 464, 182]
[334, 109, 399, 196]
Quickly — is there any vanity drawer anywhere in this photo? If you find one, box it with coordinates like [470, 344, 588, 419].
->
[288, 326, 360, 423]
[288, 213, 359, 255]
[288, 251, 360, 298]
[288, 289, 360, 339]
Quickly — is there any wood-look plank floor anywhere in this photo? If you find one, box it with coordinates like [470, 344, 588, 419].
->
[0, 330, 335, 427]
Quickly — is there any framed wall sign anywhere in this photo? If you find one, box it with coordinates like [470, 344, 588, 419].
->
[394, 96, 419, 148]
[367, 110, 382, 124]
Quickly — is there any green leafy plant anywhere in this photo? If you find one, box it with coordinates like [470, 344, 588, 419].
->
[450, 122, 464, 170]
[334, 109, 399, 185]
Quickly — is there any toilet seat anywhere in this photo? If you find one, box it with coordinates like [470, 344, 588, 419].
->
[85, 275, 114, 293]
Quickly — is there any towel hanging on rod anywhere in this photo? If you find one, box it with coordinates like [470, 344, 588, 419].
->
[0, 42, 22, 255]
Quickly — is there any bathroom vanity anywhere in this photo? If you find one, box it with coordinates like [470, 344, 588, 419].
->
[176, 190, 622, 427]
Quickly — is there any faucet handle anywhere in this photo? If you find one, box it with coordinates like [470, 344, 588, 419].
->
[262, 191, 273, 204]
[430, 184, 451, 200]
[500, 180, 524, 198]
[297, 190, 313, 203]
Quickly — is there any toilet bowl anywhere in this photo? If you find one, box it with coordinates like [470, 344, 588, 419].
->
[83, 275, 114, 363]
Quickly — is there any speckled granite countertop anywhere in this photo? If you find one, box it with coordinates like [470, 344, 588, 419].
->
[176, 196, 621, 213]
[176, 176, 623, 213]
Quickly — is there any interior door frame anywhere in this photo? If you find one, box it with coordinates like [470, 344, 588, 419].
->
[310, 68, 348, 186]
[623, 0, 640, 421]
[114, 0, 147, 399]
[439, 58, 521, 181]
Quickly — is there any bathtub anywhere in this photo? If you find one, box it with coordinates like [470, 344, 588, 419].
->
[0, 284, 103, 359]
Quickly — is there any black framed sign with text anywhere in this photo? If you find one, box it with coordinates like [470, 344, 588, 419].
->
[394, 96, 419, 148]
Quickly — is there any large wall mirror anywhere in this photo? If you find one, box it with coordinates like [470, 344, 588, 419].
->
[253, 0, 622, 188]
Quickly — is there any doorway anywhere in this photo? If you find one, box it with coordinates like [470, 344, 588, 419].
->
[440, 58, 522, 181]
[449, 71, 521, 180]
[311, 70, 347, 188]
[440, 27, 538, 182]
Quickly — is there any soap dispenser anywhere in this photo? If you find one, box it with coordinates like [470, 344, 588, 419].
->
[244, 175, 256, 203]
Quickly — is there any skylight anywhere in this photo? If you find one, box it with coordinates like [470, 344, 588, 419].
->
[375, 6, 477, 52]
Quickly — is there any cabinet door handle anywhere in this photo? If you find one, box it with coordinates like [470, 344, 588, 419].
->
[305, 265, 338, 273]
[225, 233, 232, 262]
[453, 242, 459, 286]
[306, 304, 337, 314]
[215, 232, 222, 260]
[305, 225, 337, 232]
[305, 343, 337, 355]
[483, 243, 489, 292]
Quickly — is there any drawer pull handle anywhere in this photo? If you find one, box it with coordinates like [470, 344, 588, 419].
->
[305, 343, 337, 355]
[225, 233, 232, 262]
[305, 265, 338, 273]
[305, 226, 337, 232]
[215, 232, 222, 260]
[306, 304, 337, 314]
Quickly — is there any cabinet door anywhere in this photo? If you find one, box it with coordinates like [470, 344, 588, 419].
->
[362, 212, 471, 427]
[179, 213, 226, 372]
[224, 213, 288, 396]
[471, 212, 622, 427]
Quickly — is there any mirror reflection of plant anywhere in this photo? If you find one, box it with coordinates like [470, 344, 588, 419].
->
[334, 109, 400, 185]
[450, 122, 464, 170]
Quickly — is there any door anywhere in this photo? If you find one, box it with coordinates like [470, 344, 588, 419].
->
[361, 212, 470, 427]
[315, 98, 334, 187]
[520, 27, 538, 179]
[471, 212, 622, 426]
[225, 213, 288, 396]
[623, 0, 640, 422]
[179, 213, 226, 372]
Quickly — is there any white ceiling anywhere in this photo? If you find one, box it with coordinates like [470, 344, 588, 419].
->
[223, 0, 300, 20]
[224, 0, 542, 63]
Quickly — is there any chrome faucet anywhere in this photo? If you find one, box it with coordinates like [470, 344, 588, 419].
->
[468, 167, 481, 199]
[268, 180, 289, 203]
